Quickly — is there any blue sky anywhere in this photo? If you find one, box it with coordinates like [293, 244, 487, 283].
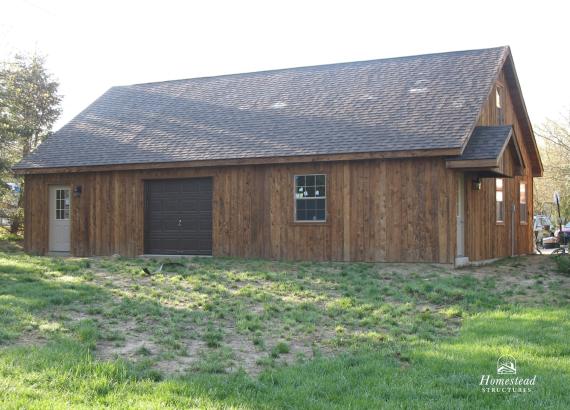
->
[1, 0, 568, 130]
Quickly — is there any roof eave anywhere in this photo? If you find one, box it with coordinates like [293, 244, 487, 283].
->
[446, 129, 525, 177]
[13, 147, 462, 175]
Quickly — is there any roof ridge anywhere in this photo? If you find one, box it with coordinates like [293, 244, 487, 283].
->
[118, 46, 509, 88]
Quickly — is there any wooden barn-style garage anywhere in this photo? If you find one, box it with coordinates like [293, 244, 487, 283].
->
[14, 46, 542, 265]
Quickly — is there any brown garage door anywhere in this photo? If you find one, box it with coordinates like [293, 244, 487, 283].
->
[144, 178, 212, 255]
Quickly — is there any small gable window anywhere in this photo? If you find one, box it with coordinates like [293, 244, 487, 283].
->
[295, 174, 326, 222]
[496, 178, 504, 223]
[496, 86, 504, 125]
[520, 182, 527, 224]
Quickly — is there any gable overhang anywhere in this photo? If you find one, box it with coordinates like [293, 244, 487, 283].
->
[458, 47, 543, 177]
[446, 127, 525, 177]
[502, 52, 543, 176]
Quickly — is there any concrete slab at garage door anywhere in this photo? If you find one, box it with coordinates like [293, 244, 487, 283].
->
[144, 178, 212, 255]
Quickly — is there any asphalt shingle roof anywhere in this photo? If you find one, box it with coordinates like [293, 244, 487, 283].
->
[448, 125, 513, 161]
[15, 46, 508, 170]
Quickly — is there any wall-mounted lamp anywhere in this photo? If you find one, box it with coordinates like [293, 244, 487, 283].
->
[73, 185, 82, 197]
[472, 177, 482, 191]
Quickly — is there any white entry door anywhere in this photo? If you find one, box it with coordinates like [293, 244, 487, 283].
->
[49, 186, 71, 252]
[456, 174, 465, 257]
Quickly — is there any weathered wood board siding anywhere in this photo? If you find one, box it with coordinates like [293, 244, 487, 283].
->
[24, 157, 456, 263]
[465, 68, 534, 261]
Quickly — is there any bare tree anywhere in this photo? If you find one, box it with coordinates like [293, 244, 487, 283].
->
[534, 111, 570, 222]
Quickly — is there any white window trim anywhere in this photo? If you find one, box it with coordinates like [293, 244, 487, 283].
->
[519, 182, 528, 224]
[293, 174, 327, 223]
[496, 178, 505, 224]
[496, 85, 505, 125]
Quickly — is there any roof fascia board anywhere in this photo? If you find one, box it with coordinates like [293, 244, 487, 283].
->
[446, 131, 525, 172]
[502, 53, 543, 176]
[446, 159, 498, 169]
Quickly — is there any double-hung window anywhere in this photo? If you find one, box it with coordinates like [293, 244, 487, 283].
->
[294, 174, 326, 222]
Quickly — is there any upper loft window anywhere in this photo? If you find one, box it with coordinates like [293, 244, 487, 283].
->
[295, 174, 326, 222]
[520, 182, 528, 224]
[496, 86, 505, 125]
[496, 178, 504, 223]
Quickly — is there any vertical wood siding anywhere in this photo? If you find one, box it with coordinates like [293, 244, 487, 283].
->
[465, 68, 535, 260]
[24, 157, 456, 263]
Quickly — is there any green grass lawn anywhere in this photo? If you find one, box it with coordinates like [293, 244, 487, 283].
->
[1, 232, 569, 409]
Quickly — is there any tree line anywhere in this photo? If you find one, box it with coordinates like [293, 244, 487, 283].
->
[534, 112, 570, 225]
[0, 54, 62, 234]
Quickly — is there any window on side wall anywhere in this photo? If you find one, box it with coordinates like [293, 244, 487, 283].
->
[294, 174, 326, 222]
[520, 182, 527, 224]
[496, 178, 504, 223]
[496, 86, 504, 125]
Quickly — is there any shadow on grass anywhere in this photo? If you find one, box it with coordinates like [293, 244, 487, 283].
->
[1, 251, 570, 408]
[0, 252, 280, 408]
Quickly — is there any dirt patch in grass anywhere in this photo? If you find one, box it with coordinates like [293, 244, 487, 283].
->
[224, 332, 261, 374]
[84, 260, 420, 373]
[13, 329, 48, 348]
[83, 255, 570, 375]
[3, 249, 569, 378]
[461, 255, 570, 305]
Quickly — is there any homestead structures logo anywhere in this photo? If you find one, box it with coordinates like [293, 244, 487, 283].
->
[479, 355, 537, 393]
[497, 355, 516, 375]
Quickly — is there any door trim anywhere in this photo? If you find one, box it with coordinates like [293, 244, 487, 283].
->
[511, 201, 516, 256]
[456, 173, 465, 257]
[455, 173, 469, 266]
[48, 185, 72, 253]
